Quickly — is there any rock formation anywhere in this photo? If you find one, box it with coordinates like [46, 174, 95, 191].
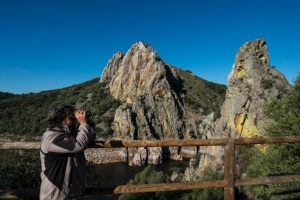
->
[108, 42, 185, 140]
[185, 39, 292, 181]
[94, 41, 191, 165]
[86, 38, 291, 169]
[221, 39, 290, 138]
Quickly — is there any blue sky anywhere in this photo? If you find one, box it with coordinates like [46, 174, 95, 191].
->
[0, 0, 299, 94]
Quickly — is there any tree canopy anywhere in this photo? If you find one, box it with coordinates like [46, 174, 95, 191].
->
[246, 73, 300, 200]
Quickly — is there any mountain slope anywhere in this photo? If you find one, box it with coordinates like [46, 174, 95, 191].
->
[0, 79, 120, 139]
[0, 42, 226, 145]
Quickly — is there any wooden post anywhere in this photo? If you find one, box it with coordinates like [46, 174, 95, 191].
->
[224, 134, 235, 200]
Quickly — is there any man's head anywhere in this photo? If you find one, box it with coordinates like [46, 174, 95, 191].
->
[46, 104, 76, 129]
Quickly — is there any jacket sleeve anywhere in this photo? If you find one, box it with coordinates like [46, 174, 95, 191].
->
[46, 124, 93, 154]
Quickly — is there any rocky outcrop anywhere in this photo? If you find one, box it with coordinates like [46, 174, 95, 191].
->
[109, 42, 185, 140]
[190, 39, 292, 181]
[96, 41, 190, 165]
[220, 39, 290, 138]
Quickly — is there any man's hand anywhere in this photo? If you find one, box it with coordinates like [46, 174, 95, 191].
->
[75, 110, 88, 125]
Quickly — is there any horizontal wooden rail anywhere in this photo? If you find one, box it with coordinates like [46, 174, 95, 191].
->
[1, 136, 299, 150]
[110, 180, 228, 194]
[89, 139, 228, 148]
[0, 139, 229, 150]
[235, 174, 300, 186]
[235, 136, 300, 145]
[0, 142, 40, 150]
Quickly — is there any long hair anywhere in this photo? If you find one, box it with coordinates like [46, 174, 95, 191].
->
[45, 104, 75, 129]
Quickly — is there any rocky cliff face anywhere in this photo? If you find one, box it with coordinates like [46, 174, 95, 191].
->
[96, 41, 195, 165]
[185, 39, 292, 180]
[108, 42, 185, 140]
[221, 39, 290, 138]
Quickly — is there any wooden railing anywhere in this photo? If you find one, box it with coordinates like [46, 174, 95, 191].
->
[1, 136, 300, 199]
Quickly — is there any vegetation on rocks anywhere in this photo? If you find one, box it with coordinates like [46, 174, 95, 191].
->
[176, 67, 227, 118]
[245, 74, 300, 200]
[0, 78, 120, 139]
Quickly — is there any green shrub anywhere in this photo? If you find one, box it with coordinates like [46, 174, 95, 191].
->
[246, 73, 300, 199]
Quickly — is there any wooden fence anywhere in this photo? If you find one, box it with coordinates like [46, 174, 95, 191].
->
[1, 136, 300, 199]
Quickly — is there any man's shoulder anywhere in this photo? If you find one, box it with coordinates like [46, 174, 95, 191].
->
[42, 128, 67, 141]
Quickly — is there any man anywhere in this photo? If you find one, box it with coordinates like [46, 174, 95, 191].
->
[40, 104, 95, 200]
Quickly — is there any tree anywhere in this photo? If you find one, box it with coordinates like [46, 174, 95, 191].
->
[246, 73, 300, 200]
[0, 150, 41, 190]
[119, 166, 179, 200]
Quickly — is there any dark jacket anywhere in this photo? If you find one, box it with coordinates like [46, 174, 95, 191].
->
[40, 124, 94, 200]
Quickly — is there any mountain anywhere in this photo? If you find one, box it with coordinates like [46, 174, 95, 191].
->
[101, 42, 226, 140]
[0, 79, 120, 140]
[86, 41, 226, 165]
[0, 42, 226, 147]
[0, 92, 15, 100]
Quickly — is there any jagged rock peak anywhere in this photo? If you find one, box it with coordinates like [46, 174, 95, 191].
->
[109, 41, 165, 102]
[96, 41, 207, 165]
[228, 39, 269, 85]
[195, 38, 292, 179]
[129, 41, 156, 53]
[99, 51, 124, 84]
[108, 41, 185, 140]
[223, 38, 291, 138]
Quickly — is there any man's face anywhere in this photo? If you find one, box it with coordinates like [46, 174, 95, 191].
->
[62, 113, 77, 129]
